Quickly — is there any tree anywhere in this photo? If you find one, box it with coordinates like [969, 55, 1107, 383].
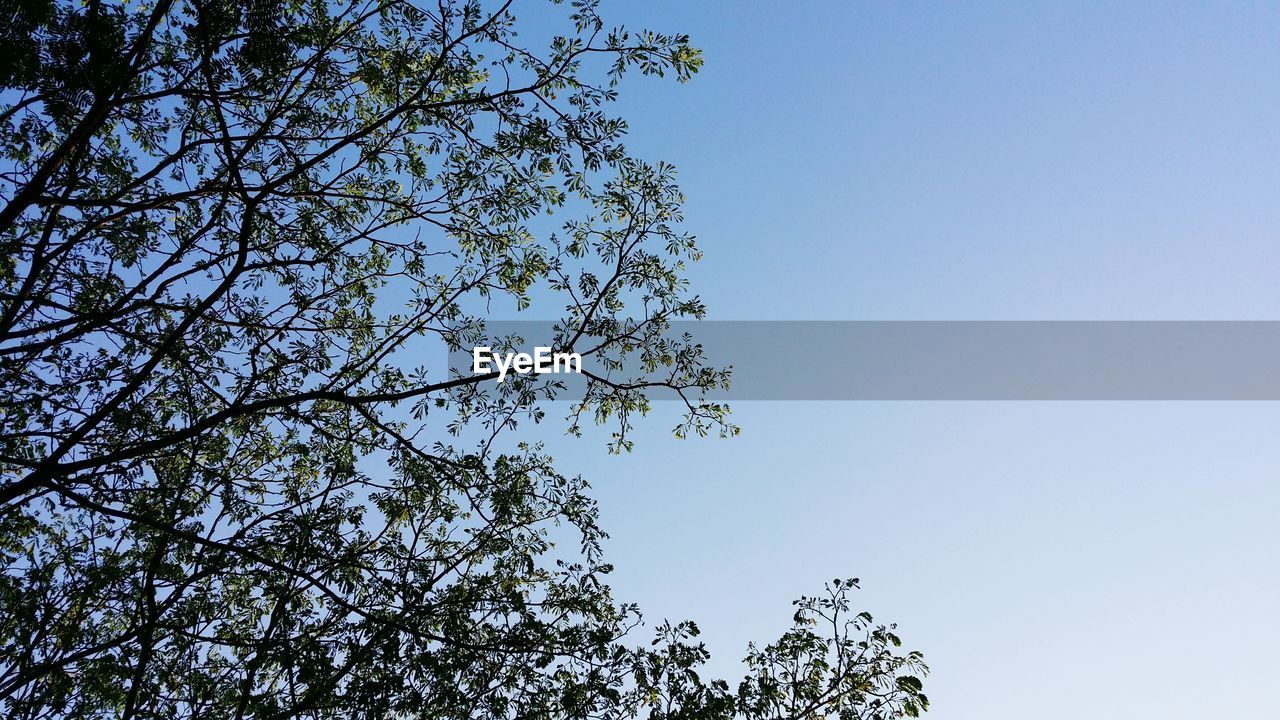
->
[0, 1, 928, 718]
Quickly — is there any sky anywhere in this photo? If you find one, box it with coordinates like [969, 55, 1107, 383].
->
[512, 3, 1280, 719]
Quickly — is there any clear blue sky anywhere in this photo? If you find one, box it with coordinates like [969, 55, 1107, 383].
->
[518, 2, 1280, 718]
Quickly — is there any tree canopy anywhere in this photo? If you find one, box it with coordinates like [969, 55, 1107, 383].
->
[0, 1, 928, 718]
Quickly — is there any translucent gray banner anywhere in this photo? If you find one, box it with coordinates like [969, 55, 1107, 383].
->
[449, 321, 1280, 400]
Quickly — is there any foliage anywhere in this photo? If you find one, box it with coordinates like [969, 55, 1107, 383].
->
[0, 1, 927, 718]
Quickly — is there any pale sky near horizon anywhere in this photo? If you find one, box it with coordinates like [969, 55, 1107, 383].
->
[509, 2, 1280, 719]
